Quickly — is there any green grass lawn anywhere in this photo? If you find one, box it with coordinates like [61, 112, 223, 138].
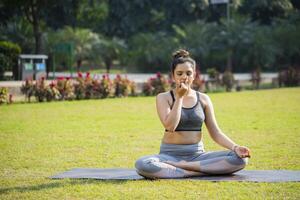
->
[1, 88, 300, 199]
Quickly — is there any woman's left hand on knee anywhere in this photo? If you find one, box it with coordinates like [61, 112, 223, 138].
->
[234, 146, 251, 158]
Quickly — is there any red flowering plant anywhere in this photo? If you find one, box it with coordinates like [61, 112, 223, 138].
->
[142, 72, 170, 96]
[142, 80, 154, 96]
[129, 77, 137, 96]
[91, 79, 102, 99]
[74, 72, 85, 100]
[114, 74, 135, 97]
[45, 81, 61, 101]
[84, 72, 94, 99]
[33, 77, 47, 102]
[8, 94, 13, 104]
[56, 77, 66, 99]
[20, 79, 35, 102]
[99, 74, 112, 98]
[192, 69, 205, 92]
[55, 76, 75, 100]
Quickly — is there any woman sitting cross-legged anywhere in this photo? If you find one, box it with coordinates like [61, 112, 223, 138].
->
[135, 49, 251, 179]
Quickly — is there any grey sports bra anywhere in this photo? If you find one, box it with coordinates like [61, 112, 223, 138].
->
[167, 90, 205, 132]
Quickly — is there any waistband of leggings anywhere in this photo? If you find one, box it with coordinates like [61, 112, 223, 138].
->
[159, 141, 204, 155]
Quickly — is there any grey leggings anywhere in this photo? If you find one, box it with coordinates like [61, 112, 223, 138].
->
[135, 142, 248, 179]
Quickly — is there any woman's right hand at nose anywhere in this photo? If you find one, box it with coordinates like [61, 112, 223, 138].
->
[175, 81, 188, 98]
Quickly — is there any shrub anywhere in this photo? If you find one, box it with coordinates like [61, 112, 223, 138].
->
[206, 68, 221, 92]
[114, 74, 136, 97]
[251, 69, 261, 89]
[83, 72, 93, 99]
[142, 81, 154, 96]
[56, 77, 75, 100]
[47, 82, 61, 101]
[207, 68, 220, 80]
[20, 79, 35, 102]
[19, 73, 137, 103]
[21, 77, 74, 102]
[32, 77, 64, 102]
[192, 70, 205, 92]
[34, 77, 47, 102]
[74, 72, 85, 100]
[74, 72, 111, 99]
[74, 72, 113, 99]
[278, 67, 300, 87]
[142, 72, 170, 96]
[99, 74, 112, 98]
[0, 87, 8, 104]
[222, 70, 235, 92]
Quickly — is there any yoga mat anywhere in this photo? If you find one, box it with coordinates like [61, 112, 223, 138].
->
[50, 168, 300, 182]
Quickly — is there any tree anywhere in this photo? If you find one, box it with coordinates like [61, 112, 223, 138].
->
[240, 25, 278, 72]
[0, 41, 21, 80]
[92, 37, 126, 73]
[102, 0, 209, 38]
[239, 0, 293, 24]
[127, 32, 179, 73]
[47, 27, 99, 72]
[76, 0, 108, 32]
[0, 0, 108, 54]
[272, 14, 300, 68]
[0, 16, 35, 54]
[181, 21, 219, 71]
[207, 17, 255, 72]
[1, 0, 53, 54]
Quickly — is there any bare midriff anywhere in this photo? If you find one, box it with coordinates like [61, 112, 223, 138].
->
[162, 131, 202, 144]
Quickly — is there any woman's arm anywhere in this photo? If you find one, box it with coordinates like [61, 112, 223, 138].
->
[156, 93, 183, 132]
[203, 94, 251, 158]
[156, 83, 189, 131]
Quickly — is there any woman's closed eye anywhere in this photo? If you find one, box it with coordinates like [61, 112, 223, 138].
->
[176, 71, 192, 76]
[186, 71, 192, 76]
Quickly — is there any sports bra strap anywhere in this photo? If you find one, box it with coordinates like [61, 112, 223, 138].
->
[196, 91, 205, 110]
[196, 91, 200, 101]
[169, 90, 175, 108]
[170, 90, 175, 102]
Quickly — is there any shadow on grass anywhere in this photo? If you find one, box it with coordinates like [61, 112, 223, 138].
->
[0, 179, 144, 194]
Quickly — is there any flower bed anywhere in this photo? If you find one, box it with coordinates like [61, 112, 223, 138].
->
[20, 72, 136, 103]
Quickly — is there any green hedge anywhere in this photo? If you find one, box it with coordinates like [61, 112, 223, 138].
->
[0, 41, 21, 80]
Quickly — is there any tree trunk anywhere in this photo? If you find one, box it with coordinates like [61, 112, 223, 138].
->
[226, 50, 233, 71]
[33, 20, 42, 54]
[105, 59, 112, 74]
[25, 0, 42, 54]
[77, 59, 82, 72]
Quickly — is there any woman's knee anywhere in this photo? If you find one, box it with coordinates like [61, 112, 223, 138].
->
[228, 151, 248, 168]
[135, 156, 162, 174]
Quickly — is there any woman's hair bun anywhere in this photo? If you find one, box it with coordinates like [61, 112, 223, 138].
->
[172, 49, 190, 59]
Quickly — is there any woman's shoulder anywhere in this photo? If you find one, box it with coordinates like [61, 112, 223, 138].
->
[156, 91, 172, 100]
[195, 91, 211, 107]
[197, 91, 209, 99]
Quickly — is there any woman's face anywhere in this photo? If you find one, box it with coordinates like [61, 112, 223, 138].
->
[173, 62, 195, 87]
